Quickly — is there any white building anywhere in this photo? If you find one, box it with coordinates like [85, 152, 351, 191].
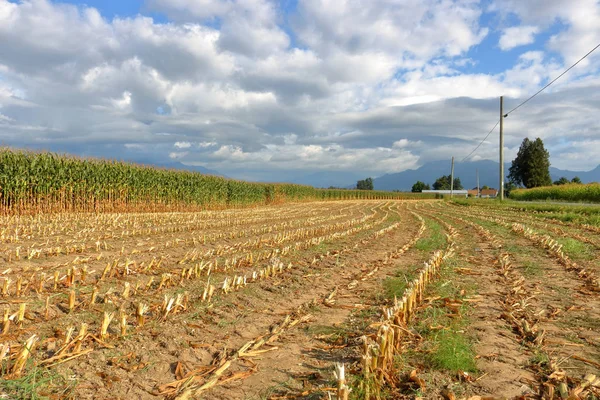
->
[422, 190, 469, 198]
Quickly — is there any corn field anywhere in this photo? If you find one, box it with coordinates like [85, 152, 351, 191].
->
[510, 183, 600, 203]
[0, 148, 432, 214]
[1, 151, 599, 399]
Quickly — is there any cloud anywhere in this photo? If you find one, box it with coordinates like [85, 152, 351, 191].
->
[490, 0, 600, 66]
[0, 0, 599, 183]
[499, 25, 539, 50]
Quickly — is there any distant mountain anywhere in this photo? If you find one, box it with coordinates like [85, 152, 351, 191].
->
[549, 165, 600, 184]
[373, 160, 600, 191]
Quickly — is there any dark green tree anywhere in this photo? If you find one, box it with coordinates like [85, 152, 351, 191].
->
[482, 185, 490, 190]
[508, 137, 552, 188]
[411, 181, 430, 192]
[356, 177, 374, 190]
[553, 177, 569, 185]
[432, 175, 463, 190]
[571, 176, 582, 184]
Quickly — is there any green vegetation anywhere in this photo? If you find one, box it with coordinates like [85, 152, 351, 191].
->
[451, 198, 600, 226]
[415, 220, 446, 252]
[0, 365, 76, 399]
[509, 137, 551, 188]
[356, 177, 374, 190]
[383, 270, 416, 300]
[421, 258, 477, 373]
[556, 237, 595, 261]
[429, 330, 477, 372]
[0, 148, 435, 214]
[411, 181, 430, 192]
[510, 183, 600, 203]
[554, 176, 581, 185]
[433, 175, 463, 190]
[396, 255, 478, 383]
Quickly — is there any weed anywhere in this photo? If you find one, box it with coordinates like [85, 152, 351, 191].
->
[415, 220, 445, 252]
[429, 330, 477, 373]
[0, 365, 76, 400]
[382, 271, 415, 301]
[556, 238, 594, 261]
[529, 350, 549, 367]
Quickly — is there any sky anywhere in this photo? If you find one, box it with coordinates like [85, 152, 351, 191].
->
[0, 0, 599, 183]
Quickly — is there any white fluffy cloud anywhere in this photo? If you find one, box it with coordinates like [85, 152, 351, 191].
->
[499, 25, 538, 50]
[0, 0, 599, 184]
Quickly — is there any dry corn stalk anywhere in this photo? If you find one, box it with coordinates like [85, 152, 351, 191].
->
[80, 265, 88, 283]
[2, 278, 10, 296]
[90, 286, 99, 306]
[137, 303, 148, 327]
[334, 363, 350, 400]
[74, 323, 87, 353]
[101, 311, 114, 339]
[38, 273, 46, 293]
[11, 335, 38, 377]
[68, 289, 76, 312]
[17, 303, 26, 327]
[53, 271, 59, 290]
[120, 310, 127, 336]
[122, 282, 130, 299]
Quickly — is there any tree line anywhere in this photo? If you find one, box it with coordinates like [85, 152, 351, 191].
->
[357, 137, 581, 194]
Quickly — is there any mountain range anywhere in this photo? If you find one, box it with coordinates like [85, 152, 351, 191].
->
[140, 159, 600, 191]
[372, 160, 600, 191]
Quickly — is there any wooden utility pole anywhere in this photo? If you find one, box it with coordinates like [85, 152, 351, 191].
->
[499, 96, 505, 200]
[450, 156, 455, 198]
[476, 169, 480, 198]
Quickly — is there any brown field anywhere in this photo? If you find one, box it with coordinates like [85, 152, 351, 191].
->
[1, 200, 599, 399]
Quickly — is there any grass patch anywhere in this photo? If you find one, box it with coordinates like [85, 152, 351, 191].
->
[412, 256, 478, 375]
[429, 330, 477, 373]
[0, 365, 76, 399]
[556, 238, 595, 261]
[382, 270, 417, 301]
[450, 199, 600, 227]
[415, 220, 445, 252]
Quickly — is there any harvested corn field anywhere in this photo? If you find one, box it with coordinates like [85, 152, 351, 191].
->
[1, 200, 599, 399]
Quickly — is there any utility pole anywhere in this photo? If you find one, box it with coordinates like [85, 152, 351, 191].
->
[476, 169, 480, 198]
[499, 96, 504, 200]
[450, 156, 455, 198]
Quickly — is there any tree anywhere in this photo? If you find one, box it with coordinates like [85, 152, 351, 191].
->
[356, 177, 374, 190]
[571, 176, 582, 184]
[554, 177, 569, 185]
[432, 175, 463, 190]
[411, 181, 430, 192]
[482, 185, 490, 190]
[508, 137, 552, 188]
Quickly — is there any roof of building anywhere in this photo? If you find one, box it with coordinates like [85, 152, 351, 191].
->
[422, 190, 469, 194]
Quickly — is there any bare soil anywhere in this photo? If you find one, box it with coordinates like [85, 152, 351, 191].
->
[1, 200, 599, 400]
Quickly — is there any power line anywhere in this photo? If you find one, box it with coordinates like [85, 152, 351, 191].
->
[504, 42, 600, 117]
[461, 41, 600, 163]
[460, 119, 499, 162]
